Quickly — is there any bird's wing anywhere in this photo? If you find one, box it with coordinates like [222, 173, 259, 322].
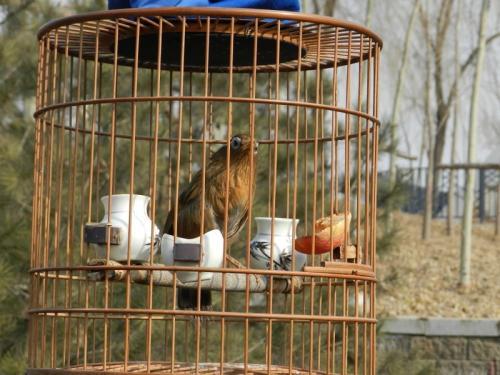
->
[219, 204, 248, 242]
[163, 173, 219, 238]
[165, 202, 218, 239]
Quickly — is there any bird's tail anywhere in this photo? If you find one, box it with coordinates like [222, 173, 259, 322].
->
[177, 287, 212, 310]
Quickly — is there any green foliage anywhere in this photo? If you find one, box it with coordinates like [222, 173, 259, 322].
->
[0, 351, 28, 375]
[0, 1, 105, 372]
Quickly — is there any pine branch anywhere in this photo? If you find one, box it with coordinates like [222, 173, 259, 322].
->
[0, 0, 35, 26]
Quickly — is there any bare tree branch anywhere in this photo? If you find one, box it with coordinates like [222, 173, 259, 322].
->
[446, 31, 500, 109]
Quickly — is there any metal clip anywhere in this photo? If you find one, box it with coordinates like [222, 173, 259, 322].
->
[84, 223, 121, 245]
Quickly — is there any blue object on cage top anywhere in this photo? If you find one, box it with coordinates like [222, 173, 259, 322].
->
[108, 0, 300, 12]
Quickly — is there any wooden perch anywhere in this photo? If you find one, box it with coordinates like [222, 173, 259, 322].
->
[305, 261, 375, 278]
[86, 259, 303, 294]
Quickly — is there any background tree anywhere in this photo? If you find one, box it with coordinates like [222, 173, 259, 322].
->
[421, 3, 435, 240]
[427, 0, 500, 220]
[460, 0, 490, 288]
[447, 0, 461, 236]
[387, 0, 419, 231]
[0, 2, 104, 373]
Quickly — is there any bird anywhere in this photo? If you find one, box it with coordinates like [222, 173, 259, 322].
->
[294, 211, 352, 255]
[163, 134, 258, 309]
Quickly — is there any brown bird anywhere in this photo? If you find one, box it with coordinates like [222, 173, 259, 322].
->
[163, 134, 258, 309]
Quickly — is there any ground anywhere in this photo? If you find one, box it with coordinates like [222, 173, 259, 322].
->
[377, 212, 500, 318]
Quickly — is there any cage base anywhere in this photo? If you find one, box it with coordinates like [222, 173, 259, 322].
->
[28, 362, 330, 374]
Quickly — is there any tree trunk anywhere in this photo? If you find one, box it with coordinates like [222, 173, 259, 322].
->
[422, 1, 434, 240]
[324, 0, 337, 17]
[431, 103, 449, 212]
[447, 0, 461, 236]
[311, 0, 320, 14]
[446, 116, 458, 235]
[430, 1, 500, 214]
[311, 0, 337, 16]
[496, 184, 500, 237]
[422, 8, 434, 240]
[422, 81, 434, 240]
[430, 0, 453, 212]
[460, 0, 490, 288]
[387, 0, 420, 230]
[364, 0, 373, 26]
[417, 129, 426, 188]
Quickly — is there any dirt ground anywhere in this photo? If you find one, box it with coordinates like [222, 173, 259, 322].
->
[376, 212, 500, 318]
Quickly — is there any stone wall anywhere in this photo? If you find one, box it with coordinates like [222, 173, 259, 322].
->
[378, 318, 499, 375]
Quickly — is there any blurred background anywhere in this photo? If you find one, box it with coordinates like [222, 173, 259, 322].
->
[0, 0, 498, 373]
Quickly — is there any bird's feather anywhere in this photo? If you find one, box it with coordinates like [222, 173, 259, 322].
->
[163, 135, 257, 309]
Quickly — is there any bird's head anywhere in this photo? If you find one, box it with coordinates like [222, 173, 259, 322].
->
[229, 134, 258, 156]
[211, 134, 258, 166]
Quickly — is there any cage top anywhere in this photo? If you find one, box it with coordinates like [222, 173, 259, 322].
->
[38, 7, 383, 73]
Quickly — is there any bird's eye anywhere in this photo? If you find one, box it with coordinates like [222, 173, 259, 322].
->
[230, 136, 242, 150]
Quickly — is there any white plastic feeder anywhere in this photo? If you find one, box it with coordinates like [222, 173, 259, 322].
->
[160, 229, 224, 283]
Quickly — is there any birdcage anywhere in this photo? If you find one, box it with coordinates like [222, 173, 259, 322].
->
[30, 7, 381, 374]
